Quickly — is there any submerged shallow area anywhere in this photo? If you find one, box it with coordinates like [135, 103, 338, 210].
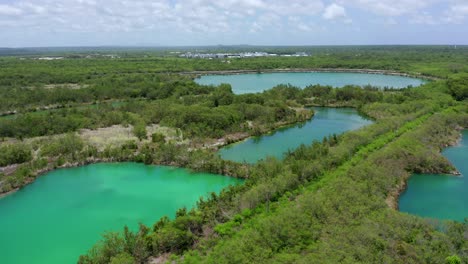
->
[195, 72, 426, 94]
[0, 162, 241, 264]
[219, 107, 373, 163]
[399, 130, 468, 221]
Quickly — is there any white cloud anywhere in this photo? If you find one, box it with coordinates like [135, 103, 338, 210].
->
[249, 21, 262, 33]
[444, 3, 468, 23]
[0, 0, 321, 35]
[0, 4, 23, 16]
[266, 0, 324, 15]
[384, 18, 398, 25]
[410, 13, 438, 25]
[338, 0, 432, 16]
[0, 0, 467, 46]
[18, 3, 47, 15]
[296, 23, 313, 31]
[337, 0, 468, 25]
[323, 3, 346, 20]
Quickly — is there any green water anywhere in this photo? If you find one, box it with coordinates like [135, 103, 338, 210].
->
[195, 72, 426, 94]
[399, 130, 468, 221]
[219, 107, 373, 163]
[0, 163, 241, 264]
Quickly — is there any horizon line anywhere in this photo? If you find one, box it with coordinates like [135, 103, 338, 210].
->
[1, 44, 467, 49]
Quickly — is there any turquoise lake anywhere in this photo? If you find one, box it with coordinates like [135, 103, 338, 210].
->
[219, 107, 373, 163]
[0, 163, 241, 264]
[399, 130, 468, 221]
[195, 72, 426, 94]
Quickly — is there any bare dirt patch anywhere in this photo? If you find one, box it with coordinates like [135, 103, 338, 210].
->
[43, 83, 89, 89]
[79, 124, 186, 150]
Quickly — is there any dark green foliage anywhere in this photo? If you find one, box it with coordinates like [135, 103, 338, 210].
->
[447, 74, 468, 101]
[132, 123, 147, 141]
[151, 133, 165, 144]
[78, 224, 150, 264]
[40, 133, 84, 159]
[0, 83, 309, 139]
[0, 143, 32, 166]
[211, 84, 234, 107]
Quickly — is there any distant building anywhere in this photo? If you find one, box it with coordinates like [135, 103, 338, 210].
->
[179, 51, 309, 59]
[37, 57, 64, 60]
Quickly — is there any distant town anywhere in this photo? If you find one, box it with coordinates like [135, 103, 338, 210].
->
[179, 51, 310, 59]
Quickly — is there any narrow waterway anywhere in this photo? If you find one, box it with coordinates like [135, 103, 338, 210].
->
[219, 107, 373, 163]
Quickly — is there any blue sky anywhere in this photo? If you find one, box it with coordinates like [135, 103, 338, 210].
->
[0, 0, 467, 47]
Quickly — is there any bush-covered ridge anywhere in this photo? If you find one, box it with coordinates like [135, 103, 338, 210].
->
[78, 100, 468, 263]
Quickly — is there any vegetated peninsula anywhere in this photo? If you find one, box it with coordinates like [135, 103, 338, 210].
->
[0, 45, 467, 264]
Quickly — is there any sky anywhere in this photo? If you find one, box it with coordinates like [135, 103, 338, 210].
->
[0, 0, 467, 47]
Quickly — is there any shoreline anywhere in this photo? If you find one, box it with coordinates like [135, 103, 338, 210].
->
[181, 68, 440, 81]
[208, 108, 315, 151]
[0, 109, 313, 199]
[387, 130, 464, 210]
[0, 157, 118, 199]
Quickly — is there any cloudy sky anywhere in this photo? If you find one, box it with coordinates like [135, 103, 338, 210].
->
[0, 0, 467, 47]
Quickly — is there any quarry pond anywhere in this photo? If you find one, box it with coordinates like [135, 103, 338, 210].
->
[195, 72, 426, 94]
[0, 163, 241, 264]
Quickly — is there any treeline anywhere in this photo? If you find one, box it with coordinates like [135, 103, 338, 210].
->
[0, 71, 409, 114]
[0, 83, 311, 139]
[0, 79, 417, 140]
[0, 45, 466, 90]
[264, 83, 393, 107]
[0, 74, 202, 113]
[1, 50, 466, 115]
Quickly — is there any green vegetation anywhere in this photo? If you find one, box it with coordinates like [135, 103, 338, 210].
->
[447, 73, 468, 101]
[0, 46, 466, 263]
[0, 143, 32, 167]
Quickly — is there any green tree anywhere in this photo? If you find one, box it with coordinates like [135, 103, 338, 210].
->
[445, 255, 461, 264]
[0, 143, 32, 166]
[212, 84, 234, 107]
[110, 252, 135, 264]
[151, 132, 165, 144]
[447, 74, 468, 101]
[133, 123, 147, 141]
